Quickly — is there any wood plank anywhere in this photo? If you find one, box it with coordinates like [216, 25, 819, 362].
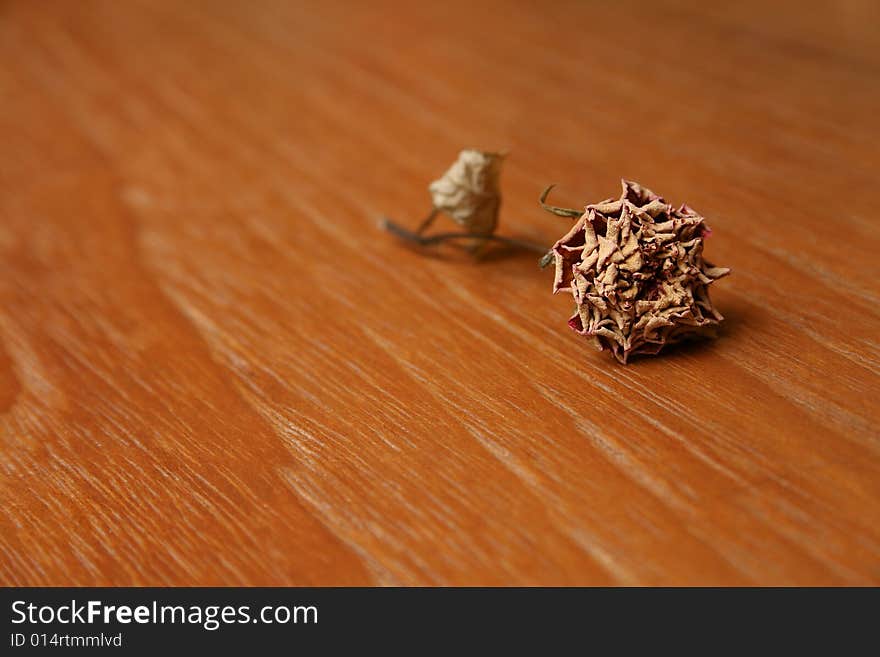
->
[0, 0, 878, 585]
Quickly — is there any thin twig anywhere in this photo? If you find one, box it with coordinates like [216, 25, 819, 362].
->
[539, 184, 582, 218]
[415, 208, 439, 235]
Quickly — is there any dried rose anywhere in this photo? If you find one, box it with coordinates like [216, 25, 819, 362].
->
[428, 149, 505, 235]
[383, 149, 547, 256]
[543, 180, 730, 363]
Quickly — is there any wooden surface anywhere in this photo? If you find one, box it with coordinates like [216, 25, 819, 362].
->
[1, 0, 878, 586]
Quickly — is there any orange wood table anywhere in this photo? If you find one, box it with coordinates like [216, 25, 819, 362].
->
[1, 0, 878, 585]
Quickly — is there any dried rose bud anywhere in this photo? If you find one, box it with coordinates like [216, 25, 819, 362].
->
[429, 149, 505, 235]
[382, 149, 548, 257]
[544, 180, 730, 363]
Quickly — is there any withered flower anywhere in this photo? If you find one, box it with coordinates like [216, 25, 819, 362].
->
[426, 149, 505, 236]
[542, 180, 730, 363]
[382, 149, 545, 255]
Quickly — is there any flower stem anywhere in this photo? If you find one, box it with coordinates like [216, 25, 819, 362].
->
[539, 184, 582, 218]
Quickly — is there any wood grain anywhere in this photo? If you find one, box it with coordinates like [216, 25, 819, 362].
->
[1, 0, 878, 586]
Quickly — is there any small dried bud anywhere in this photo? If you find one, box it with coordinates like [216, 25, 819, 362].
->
[545, 180, 730, 364]
[382, 149, 546, 257]
[429, 149, 505, 235]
